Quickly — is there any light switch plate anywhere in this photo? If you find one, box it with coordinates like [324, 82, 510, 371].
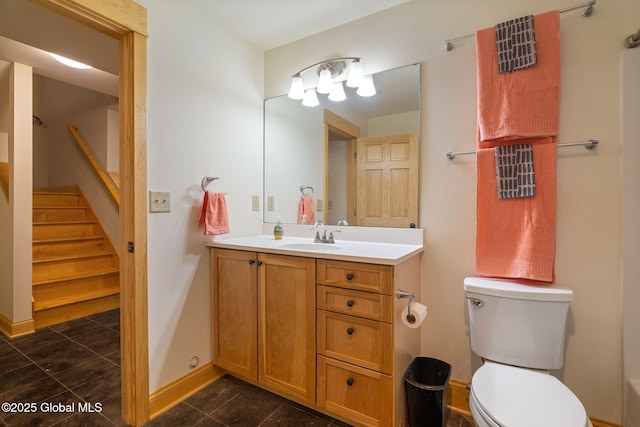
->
[268, 196, 274, 212]
[316, 199, 323, 211]
[252, 195, 260, 212]
[149, 191, 171, 213]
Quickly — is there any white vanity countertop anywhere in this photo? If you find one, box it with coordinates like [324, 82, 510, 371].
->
[206, 225, 424, 265]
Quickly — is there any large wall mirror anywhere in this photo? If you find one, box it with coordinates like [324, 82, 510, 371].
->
[264, 63, 420, 228]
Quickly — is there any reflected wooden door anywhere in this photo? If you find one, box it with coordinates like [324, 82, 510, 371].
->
[356, 134, 418, 227]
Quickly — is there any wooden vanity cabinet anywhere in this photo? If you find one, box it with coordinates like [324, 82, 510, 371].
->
[211, 248, 316, 404]
[212, 247, 421, 426]
[316, 258, 421, 427]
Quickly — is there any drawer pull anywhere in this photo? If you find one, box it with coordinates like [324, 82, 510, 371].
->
[346, 378, 354, 386]
[346, 299, 355, 307]
[346, 327, 354, 335]
[346, 273, 354, 281]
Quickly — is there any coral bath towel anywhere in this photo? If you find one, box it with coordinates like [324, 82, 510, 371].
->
[476, 139, 557, 282]
[298, 196, 315, 224]
[476, 10, 561, 145]
[199, 191, 229, 235]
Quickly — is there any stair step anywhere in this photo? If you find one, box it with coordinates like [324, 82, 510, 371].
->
[33, 221, 96, 239]
[34, 287, 120, 311]
[31, 188, 120, 329]
[33, 269, 119, 303]
[33, 292, 120, 329]
[33, 236, 105, 259]
[33, 192, 81, 208]
[33, 253, 116, 282]
[33, 206, 88, 222]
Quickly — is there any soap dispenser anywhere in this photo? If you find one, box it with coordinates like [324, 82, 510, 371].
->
[273, 217, 284, 240]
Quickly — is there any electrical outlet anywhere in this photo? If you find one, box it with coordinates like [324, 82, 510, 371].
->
[268, 196, 274, 212]
[252, 195, 260, 212]
[149, 191, 171, 213]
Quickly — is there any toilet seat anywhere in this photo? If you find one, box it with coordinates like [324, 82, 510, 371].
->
[470, 362, 589, 427]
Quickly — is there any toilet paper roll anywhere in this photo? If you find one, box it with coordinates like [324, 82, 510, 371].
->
[401, 302, 427, 328]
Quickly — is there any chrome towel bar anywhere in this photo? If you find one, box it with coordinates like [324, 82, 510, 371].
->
[444, 0, 596, 51]
[446, 139, 598, 160]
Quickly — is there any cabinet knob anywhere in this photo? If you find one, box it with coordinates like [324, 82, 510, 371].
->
[346, 378, 354, 386]
[346, 273, 354, 281]
[257, 261, 263, 266]
[248, 259, 255, 265]
[346, 299, 355, 307]
[346, 327, 354, 335]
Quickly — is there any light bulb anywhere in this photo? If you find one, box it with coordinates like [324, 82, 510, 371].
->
[302, 89, 319, 107]
[356, 74, 376, 97]
[288, 76, 304, 100]
[346, 60, 364, 88]
[328, 81, 346, 102]
[316, 68, 332, 94]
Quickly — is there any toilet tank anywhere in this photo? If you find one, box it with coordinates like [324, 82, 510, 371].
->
[464, 277, 574, 370]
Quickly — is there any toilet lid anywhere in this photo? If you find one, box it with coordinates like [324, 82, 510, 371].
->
[472, 363, 588, 427]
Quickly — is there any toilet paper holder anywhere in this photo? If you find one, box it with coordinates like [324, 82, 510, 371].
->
[396, 290, 416, 324]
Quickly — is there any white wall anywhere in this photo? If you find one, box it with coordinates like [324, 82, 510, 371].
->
[137, 0, 264, 392]
[37, 75, 119, 247]
[367, 111, 419, 137]
[265, 1, 640, 423]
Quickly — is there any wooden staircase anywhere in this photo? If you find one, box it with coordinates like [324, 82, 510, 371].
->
[32, 188, 119, 329]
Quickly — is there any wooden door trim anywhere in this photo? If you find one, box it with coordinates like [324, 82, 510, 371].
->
[32, 1, 149, 425]
[323, 110, 360, 225]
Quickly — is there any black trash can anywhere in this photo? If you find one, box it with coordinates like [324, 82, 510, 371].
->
[404, 357, 452, 427]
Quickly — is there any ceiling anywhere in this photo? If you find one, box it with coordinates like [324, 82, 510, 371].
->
[193, 0, 411, 51]
[0, 0, 411, 96]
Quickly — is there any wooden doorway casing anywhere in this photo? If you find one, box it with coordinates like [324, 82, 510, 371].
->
[323, 109, 360, 225]
[31, 1, 149, 425]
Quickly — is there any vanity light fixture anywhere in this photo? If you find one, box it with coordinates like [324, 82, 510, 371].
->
[49, 53, 92, 69]
[287, 57, 375, 106]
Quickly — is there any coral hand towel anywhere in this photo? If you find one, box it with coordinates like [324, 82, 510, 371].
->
[199, 191, 229, 235]
[297, 196, 315, 224]
[476, 10, 561, 145]
[476, 139, 557, 282]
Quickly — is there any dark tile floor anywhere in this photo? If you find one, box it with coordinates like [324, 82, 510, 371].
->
[0, 309, 474, 427]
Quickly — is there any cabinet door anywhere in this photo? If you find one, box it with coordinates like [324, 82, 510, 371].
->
[211, 248, 258, 381]
[258, 253, 316, 404]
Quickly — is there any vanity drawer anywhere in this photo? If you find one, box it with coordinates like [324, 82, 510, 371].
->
[316, 259, 393, 295]
[317, 285, 393, 322]
[317, 355, 392, 427]
[317, 310, 392, 374]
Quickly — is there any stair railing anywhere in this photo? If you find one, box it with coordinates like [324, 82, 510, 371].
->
[67, 124, 120, 206]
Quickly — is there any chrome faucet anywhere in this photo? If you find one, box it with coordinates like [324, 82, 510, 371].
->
[313, 220, 335, 243]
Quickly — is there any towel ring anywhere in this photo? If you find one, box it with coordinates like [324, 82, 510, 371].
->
[299, 185, 314, 197]
[202, 176, 219, 191]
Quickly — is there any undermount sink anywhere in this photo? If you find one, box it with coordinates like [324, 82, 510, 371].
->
[278, 243, 342, 251]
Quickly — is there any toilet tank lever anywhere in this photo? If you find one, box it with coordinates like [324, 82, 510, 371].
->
[466, 296, 484, 307]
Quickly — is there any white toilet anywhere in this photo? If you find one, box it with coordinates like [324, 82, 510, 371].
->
[464, 277, 593, 427]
